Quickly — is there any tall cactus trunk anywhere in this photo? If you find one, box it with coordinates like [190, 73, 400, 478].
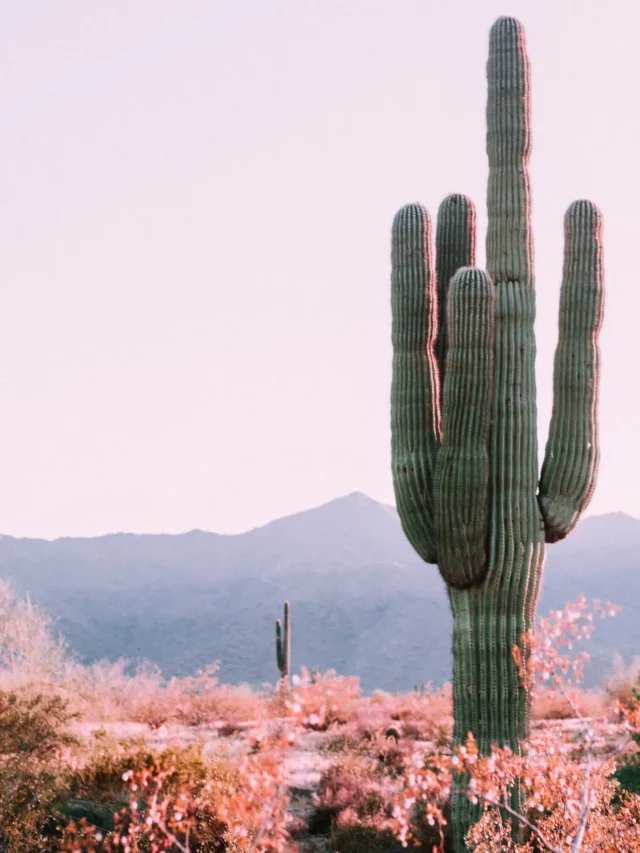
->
[449, 553, 544, 847]
[449, 26, 546, 838]
[449, 551, 545, 756]
[389, 16, 604, 852]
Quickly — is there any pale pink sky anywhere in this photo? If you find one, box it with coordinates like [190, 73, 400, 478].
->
[0, 0, 636, 538]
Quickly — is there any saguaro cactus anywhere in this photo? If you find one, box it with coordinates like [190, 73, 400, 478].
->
[275, 601, 291, 681]
[390, 17, 604, 848]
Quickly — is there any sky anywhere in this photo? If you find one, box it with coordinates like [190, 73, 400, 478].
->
[0, 0, 637, 539]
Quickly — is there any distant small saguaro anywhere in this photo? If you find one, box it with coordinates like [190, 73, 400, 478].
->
[275, 600, 291, 681]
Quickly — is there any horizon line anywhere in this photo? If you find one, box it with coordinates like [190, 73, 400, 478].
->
[0, 492, 635, 544]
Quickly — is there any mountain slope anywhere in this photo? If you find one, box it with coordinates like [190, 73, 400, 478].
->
[0, 494, 638, 691]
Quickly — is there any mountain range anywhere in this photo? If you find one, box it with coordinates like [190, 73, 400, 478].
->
[0, 493, 638, 692]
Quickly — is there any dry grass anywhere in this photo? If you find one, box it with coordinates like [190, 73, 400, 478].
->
[57, 659, 264, 730]
[605, 654, 640, 711]
[532, 686, 609, 721]
[0, 580, 67, 688]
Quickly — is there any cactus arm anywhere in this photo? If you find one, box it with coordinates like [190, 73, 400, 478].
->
[434, 268, 495, 588]
[435, 194, 477, 378]
[538, 201, 604, 543]
[391, 203, 441, 563]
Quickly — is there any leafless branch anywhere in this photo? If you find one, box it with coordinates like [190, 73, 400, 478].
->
[571, 745, 592, 853]
[559, 684, 594, 853]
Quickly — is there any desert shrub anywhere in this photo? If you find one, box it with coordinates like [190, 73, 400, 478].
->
[331, 823, 406, 853]
[282, 668, 361, 730]
[72, 740, 216, 800]
[63, 739, 230, 836]
[0, 689, 78, 757]
[531, 686, 608, 721]
[614, 673, 640, 796]
[170, 669, 263, 729]
[60, 735, 296, 852]
[314, 749, 448, 852]
[606, 654, 640, 711]
[0, 579, 67, 688]
[60, 659, 175, 726]
[62, 659, 265, 731]
[313, 753, 394, 830]
[0, 757, 69, 853]
[615, 759, 640, 796]
[321, 727, 375, 755]
[326, 730, 404, 774]
[0, 687, 78, 852]
[364, 685, 452, 742]
[61, 742, 230, 850]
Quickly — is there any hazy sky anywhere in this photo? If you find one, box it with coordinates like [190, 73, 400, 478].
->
[0, 0, 637, 538]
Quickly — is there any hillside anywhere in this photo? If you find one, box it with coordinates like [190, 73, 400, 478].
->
[0, 493, 638, 691]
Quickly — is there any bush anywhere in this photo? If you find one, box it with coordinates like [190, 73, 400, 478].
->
[60, 736, 296, 852]
[531, 686, 608, 721]
[313, 753, 395, 832]
[282, 668, 361, 730]
[63, 740, 234, 842]
[0, 688, 78, 853]
[0, 689, 77, 758]
[0, 757, 69, 853]
[62, 658, 265, 730]
[356, 685, 453, 742]
[614, 672, 640, 796]
[606, 655, 640, 711]
[0, 579, 67, 688]
[615, 759, 640, 796]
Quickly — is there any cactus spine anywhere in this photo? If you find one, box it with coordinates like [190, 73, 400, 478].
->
[390, 17, 604, 849]
[275, 601, 291, 681]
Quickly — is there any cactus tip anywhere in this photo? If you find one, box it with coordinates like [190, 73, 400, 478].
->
[439, 193, 475, 211]
[566, 199, 602, 222]
[490, 16, 525, 36]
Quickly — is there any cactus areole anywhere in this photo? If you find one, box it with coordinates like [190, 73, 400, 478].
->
[390, 17, 604, 847]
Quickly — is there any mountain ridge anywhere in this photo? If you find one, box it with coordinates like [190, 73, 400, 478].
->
[0, 493, 634, 543]
[0, 492, 638, 691]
